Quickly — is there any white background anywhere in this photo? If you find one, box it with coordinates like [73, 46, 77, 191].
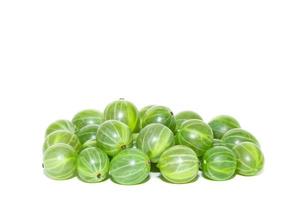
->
[0, 0, 299, 199]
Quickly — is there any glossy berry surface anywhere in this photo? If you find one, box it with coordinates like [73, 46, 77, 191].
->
[96, 120, 132, 156]
[157, 145, 199, 184]
[175, 111, 203, 130]
[233, 142, 264, 176]
[175, 111, 202, 121]
[80, 140, 98, 151]
[136, 123, 174, 163]
[77, 147, 110, 183]
[104, 98, 139, 132]
[43, 144, 77, 180]
[222, 128, 259, 148]
[141, 105, 176, 132]
[212, 139, 226, 147]
[208, 115, 240, 139]
[138, 105, 154, 130]
[110, 148, 151, 185]
[202, 146, 237, 181]
[72, 109, 104, 131]
[76, 124, 99, 144]
[45, 119, 75, 137]
[43, 130, 81, 153]
[176, 119, 214, 157]
[139, 105, 154, 119]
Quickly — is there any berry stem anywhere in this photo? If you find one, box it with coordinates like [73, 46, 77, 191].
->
[97, 173, 101, 179]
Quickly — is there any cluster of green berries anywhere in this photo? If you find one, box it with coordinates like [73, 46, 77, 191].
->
[42, 98, 264, 184]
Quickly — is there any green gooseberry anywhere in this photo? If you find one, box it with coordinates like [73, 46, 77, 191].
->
[136, 123, 174, 163]
[45, 119, 75, 136]
[175, 111, 202, 124]
[233, 142, 264, 176]
[208, 115, 240, 139]
[176, 119, 214, 157]
[77, 147, 110, 183]
[72, 109, 104, 131]
[96, 120, 132, 157]
[43, 143, 76, 180]
[110, 148, 151, 185]
[202, 146, 237, 181]
[157, 145, 199, 184]
[43, 130, 81, 153]
[222, 128, 259, 148]
[80, 140, 98, 151]
[141, 105, 176, 132]
[76, 124, 99, 144]
[104, 98, 139, 132]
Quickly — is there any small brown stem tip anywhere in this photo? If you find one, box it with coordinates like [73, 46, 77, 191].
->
[97, 173, 101, 179]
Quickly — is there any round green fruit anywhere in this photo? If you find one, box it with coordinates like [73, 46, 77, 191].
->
[141, 105, 176, 132]
[175, 111, 202, 121]
[176, 119, 214, 157]
[233, 142, 264, 176]
[157, 145, 199, 184]
[96, 120, 132, 156]
[43, 143, 76, 180]
[72, 109, 104, 131]
[202, 146, 237, 181]
[222, 128, 259, 148]
[77, 147, 110, 183]
[110, 148, 151, 185]
[45, 119, 75, 136]
[208, 115, 240, 139]
[43, 130, 81, 153]
[136, 123, 174, 163]
[104, 98, 139, 132]
[76, 124, 99, 144]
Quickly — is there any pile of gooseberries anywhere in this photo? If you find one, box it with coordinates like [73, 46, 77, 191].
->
[42, 98, 264, 184]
